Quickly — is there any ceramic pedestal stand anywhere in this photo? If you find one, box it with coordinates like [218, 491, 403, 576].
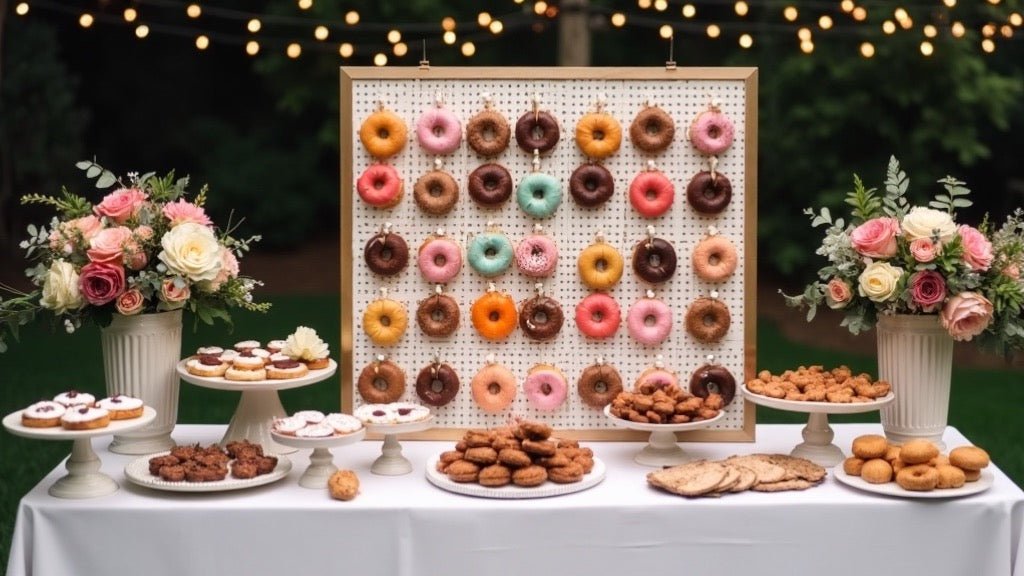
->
[364, 417, 434, 475]
[270, 428, 366, 488]
[604, 405, 725, 467]
[2, 407, 157, 498]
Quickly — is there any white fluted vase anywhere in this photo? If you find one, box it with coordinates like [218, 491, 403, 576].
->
[876, 314, 953, 450]
[100, 310, 182, 454]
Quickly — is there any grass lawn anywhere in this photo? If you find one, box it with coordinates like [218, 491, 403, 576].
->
[1, 294, 1021, 568]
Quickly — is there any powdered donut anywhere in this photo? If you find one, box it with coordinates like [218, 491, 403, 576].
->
[626, 296, 673, 345]
[632, 237, 678, 284]
[363, 230, 409, 277]
[416, 292, 460, 338]
[629, 170, 675, 218]
[470, 363, 517, 413]
[569, 163, 614, 207]
[356, 164, 403, 208]
[574, 293, 621, 339]
[514, 233, 558, 278]
[357, 359, 406, 404]
[359, 109, 408, 159]
[689, 108, 735, 155]
[686, 170, 733, 215]
[415, 361, 460, 407]
[467, 164, 513, 207]
[418, 237, 463, 284]
[692, 235, 738, 282]
[575, 112, 622, 159]
[577, 363, 623, 408]
[466, 108, 511, 157]
[413, 170, 459, 215]
[629, 105, 676, 154]
[523, 364, 568, 411]
[518, 294, 564, 341]
[577, 240, 624, 290]
[684, 297, 730, 343]
[515, 110, 560, 154]
[416, 106, 462, 155]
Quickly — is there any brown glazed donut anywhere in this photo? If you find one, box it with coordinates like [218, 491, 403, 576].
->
[357, 359, 407, 404]
[577, 363, 624, 409]
[515, 111, 560, 154]
[632, 237, 678, 284]
[569, 163, 615, 207]
[363, 231, 409, 277]
[684, 297, 731, 343]
[466, 109, 511, 157]
[416, 293, 460, 338]
[688, 364, 736, 406]
[629, 106, 676, 154]
[686, 170, 733, 215]
[415, 361, 460, 407]
[413, 170, 459, 215]
[467, 164, 513, 208]
[518, 295, 564, 341]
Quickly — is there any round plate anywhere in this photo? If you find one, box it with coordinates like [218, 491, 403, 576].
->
[425, 454, 606, 499]
[740, 385, 895, 414]
[270, 427, 366, 449]
[833, 467, 993, 499]
[363, 416, 434, 436]
[603, 404, 725, 432]
[124, 452, 292, 493]
[3, 407, 158, 440]
[176, 359, 337, 392]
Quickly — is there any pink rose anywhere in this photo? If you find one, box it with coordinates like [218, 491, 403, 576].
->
[909, 237, 938, 263]
[78, 262, 126, 306]
[86, 226, 133, 264]
[908, 271, 946, 313]
[825, 278, 852, 309]
[122, 238, 148, 270]
[850, 217, 900, 259]
[204, 249, 240, 292]
[93, 188, 148, 224]
[940, 291, 994, 341]
[49, 215, 103, 253]
[162, 199, 212, 227]
[115, 289, 145, 315]
[1003, 263, 1020, 280]
[958, 225, 993, 272]
[160, 278, 191, 308]
[134, 225, 155, 241]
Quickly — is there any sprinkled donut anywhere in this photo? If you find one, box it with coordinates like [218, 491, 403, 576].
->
[362, 297, 409, 346]
[635, 366, 679, 391]
[416, 291, 460, 338]
[626, 295, 673, 346]
[415, 360, 460, 407]
[471, 362, 517, 413]
[574, 293, 621, 340]
[514, 231, 558, 278]
[518, 293, 564, 341]
[470, 289, 518, 341]
[577, 239, 624, 290]
[688, 364, 736, 406]
[466, 108, 511, 157]
[515, 110, 560, 154]
[356, 164, 404, 208]
[629, 169, 675, 218]
[575, 112, 622, 159]
[692, 235, 738, 282]
[357, 359, 406, 404]
[686, 170, 733, 215]
[684, 297, 731, 343]
[577, 362, 623, 408]
[689, 106, 735, 156]
[569, 163, 614, 208]
[468, 231, 514, 278]
[523, 364, 568, 411]
[413, 170, 459, 215]
[363, 229, 409, 277]
[359, 108, 408, 160]
[416, 105, 462, 155]
[467, 164, 513, 208]
[418, 236, 463, 284]
[516, 172, 563, 219]
[632, 236, 678, 284]
[629, 105, 676, 154]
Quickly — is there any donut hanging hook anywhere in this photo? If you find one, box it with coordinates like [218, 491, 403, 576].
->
[710, 289, 720, 300]
[419, 39, 430, 69]
[434, 284, 443, 295]
[532, 149, 541, 172]
[481, 91, 493, 108]
[645, 289, 656, 299]
[434, 157, 443, 171]
[654, 354, 665, 369]
[532, 93, 541, 122]
[486, 353, 496, 365]
[534, 282, 545, 296]
[706, 353, 716, 364]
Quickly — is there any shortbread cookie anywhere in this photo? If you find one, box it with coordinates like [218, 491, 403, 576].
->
[647, 461, 729, 497]
[726, 464, 759, 493]
[722, 455, 787, 484]
[751, 478, 816, 492]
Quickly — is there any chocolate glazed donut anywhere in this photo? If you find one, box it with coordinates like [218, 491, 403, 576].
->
[569, 163, 614, 207]
[518, 295, 564, 341]
[632, 237, 678, 284]
[415, 361, 460, 407]
[689, 364, 736, 406]
[416, 293, 460, 338]
[363, 232, 409, 277]
[515, 111, 560, 154]
[686, 171, 733, 215]
[467, 164, 513, 207]
[357, 360, 407, 404]
[466, 109, 511, 157]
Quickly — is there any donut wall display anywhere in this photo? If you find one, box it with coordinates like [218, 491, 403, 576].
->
[341, 67, 757, 440]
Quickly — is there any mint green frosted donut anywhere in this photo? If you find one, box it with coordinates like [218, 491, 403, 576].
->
[516, 173, 562, 219]
[468, 232, 514, 277]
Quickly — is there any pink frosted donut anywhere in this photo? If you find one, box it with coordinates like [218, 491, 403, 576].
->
[574, 293, 621, 339]
[523, 364, 568, 411]
[634, 367, 678, 391]
[416, 107, 462, 155]
[356, 164, 403, 208]
[629, 171, 675, 218]
[514, 234, 558, 278]
[689, 109, 735, 156]
[418, 237, 462, 283]
[626, 297, 673, 345]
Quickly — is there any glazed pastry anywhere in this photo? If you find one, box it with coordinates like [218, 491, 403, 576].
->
[629, 104, 675, 154]
[626, 292, 673, 345]
[689, 103, 735, 156]
[514, 227, 558, 278]
[418, 233, 463, 284]
[416, 103, 462, 155]
[577, 236, 624, 290]
[356, 164, 404, 209]
[466, 96, 511, 157]
[96, 394, 145, 420]
[21, 400, 66, 428]
[468, 230, 514, 278]
[359, 106, 408, 159]
[470, 286, 517, 341]
[362, 294, 409, 346]
[523, 364, 568, 411]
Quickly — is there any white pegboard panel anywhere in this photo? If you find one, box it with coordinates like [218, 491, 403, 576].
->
[342, 68, 756, 439]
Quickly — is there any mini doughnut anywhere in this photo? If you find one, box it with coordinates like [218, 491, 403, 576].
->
[689, 364, 736, 406]
[899, 439, 940, 465]
[936, 464, 967, 489]
[467, 164, 513, 207]
[577, 240, 624, 290]
[626, 296, 673, 345]
[629, 170, 675, 218]
[636, 367, 679, 391]
[363, 231, 409, 277]
[359, 109, 408, 159]
[860, 458, 894, 484]
[684, 297, 731, 343]
[470, 363, 517, 413]
[851, 434, 889, 460]
[577, 363, 623, 408]
[575, 112, 622, 159]
[689, 108, 735, 156]
[632, 237, 678, 284]
[523, 364, 568, 411]
[515, 110, 560, 154]
[569, 163, 614, 207]
[356, 164, 404, 208]
[842, 457, 865, 476]
[692, 235, 738, 282]
[413, 170, 459, 215]
[516, 173, 562, 219]
[418, 236, 462, 283]
[949, 446, 990, 470]
[574, 293, 621, 339]
[415, 106, 462, 155]
[885, 445, 902, 463]
[362, 298, 409, 346]
[468, 232, 514, 277]
[514, 233, 558, 278]
[518, 294, 564, 341]
[357, 359, 406, 404]
[686, 170, 733, 215]
[470, 290, 518, 340]
[415, 361, 460, 407]
[416, 292, 460, 338]
[466, 109, 511, 157]
[896, 464, 940, 491]
[963, 468, 982, 482]
[629, 105, 676, 154]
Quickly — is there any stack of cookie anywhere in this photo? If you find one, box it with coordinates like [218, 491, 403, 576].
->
[647, 454, 826, 497]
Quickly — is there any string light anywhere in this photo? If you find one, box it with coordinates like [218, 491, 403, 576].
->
[443, 31, 457, 44]
[920, 40, 934, 55]
[944, 0, 956, 6]
[441, 17, 456, 31]
[477, 12, 492, 27]
[894, 8, 909, 22]
[339, 43, 354, 58]
[186, 4, 201, 18]
[797, 27, 812, 41]
[387, 30, 401, 43]
[314, 25, 328, 40]
[124, 8, 138, 23]
[800, 40, 814, 53]
[987, 0, 1001, 4]
[654, 0, 668, 11]
[734, 1, 748, 17]
[135, 24, 149, 38]
[489, 20, 504, 34]
[852, 7, 867, 21]
[393, 42, 408, 56]
[819, 16, 833, 30]
[900, 16, 914, 29]
[951, 22, 966, 38]
[1001, 25, 1013, 37]
[246, 40, 259, 55]
[783, 6, 798, 22]
[286, 43, 301, 58]
[15, 2, 29, 16]
[611, 12, 626, 27]
[461, 41, 476, 56]
[840, 0, 854, 13]
[297, 0, 312, 9]
[1010, 13, 1023, 26]
[707, 24, 721, 38]
[534, 2, 548, 16]
[882, 20, 897, 34]
[682, 4, 696, 18]
[860, 42, 875, 57]
[923, 24, 937, 38]
[195, 35, 209, 50]
[981, 38, 996, 52]
[79, 13, 94, 28]
[638, 0, 652, 8]
[739, 33, 753, 48]
[659, 24, 673, 39]
[983, 23, 996, 37]
[345, 11, 359, 25]
[247, 19, 261, 33]
[374, 53, 387, 66]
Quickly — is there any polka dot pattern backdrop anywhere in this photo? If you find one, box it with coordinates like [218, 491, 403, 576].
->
[343, 69, 756, 438]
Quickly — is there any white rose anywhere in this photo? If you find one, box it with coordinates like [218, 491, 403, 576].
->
[858, 261, 904, 303]
[901, 207, 957, 244]
[39, 260, 85, 313]
[282, 326, 329, 361]
[157, 222, 223, 283]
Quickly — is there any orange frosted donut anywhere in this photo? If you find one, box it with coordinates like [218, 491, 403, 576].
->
[359, 109, 408, 160]
[362, 297, 408, 346]
[575, 112, 622, 159]
[470, 289, 518, 341]
[577, 239, 624, 290]
[471, 363, 517, 413]
[692, 235, 738, 283]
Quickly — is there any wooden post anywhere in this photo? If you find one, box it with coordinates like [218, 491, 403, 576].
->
[558, 0, 590, 66]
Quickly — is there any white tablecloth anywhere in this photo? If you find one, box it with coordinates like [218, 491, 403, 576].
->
[7, 424, 1024, 576]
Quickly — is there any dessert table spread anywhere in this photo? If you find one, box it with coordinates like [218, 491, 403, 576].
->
[7, 424, 1023, 576]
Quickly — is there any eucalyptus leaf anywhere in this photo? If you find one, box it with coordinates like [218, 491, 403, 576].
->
[96, 171, 117, 188]
[86, 166, 102, 178]
[75, 161, 92, 170]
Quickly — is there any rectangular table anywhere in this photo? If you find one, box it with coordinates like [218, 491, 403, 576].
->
[7, 424, 1023, 576]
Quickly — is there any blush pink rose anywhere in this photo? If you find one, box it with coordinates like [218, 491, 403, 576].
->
[162, 199, 212, 227]
[122, 238, 148, 270]
[115, 289, 145, 315]
[49, 215, 104, 253]
[93, 188, 148, 224]
[86, 226, 133, 264]
[1003, 263, 1020, 280]
[849, 217, 900, 259]
[160, 278, 191, 308]
[134, 225, 155, 241]
[958, 225, 993, 272]
[78, 262, 126, 306]
[825, 278, 852, 309]
[203, 249, 240, 292]
[908, 271, 946, 313]
[909, 237, 938, 263]
[940, 291, 994, 341]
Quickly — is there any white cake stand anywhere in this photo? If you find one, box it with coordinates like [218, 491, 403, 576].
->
[270, 428, 366, 488]
[177, 359, 337, 454]
[603, 405, 725, 467]
[364, 417, 434, 476]
[739, 385, 896, 467]
[2, 407, 157, 499]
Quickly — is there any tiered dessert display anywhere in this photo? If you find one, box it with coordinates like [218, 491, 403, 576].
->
[270, 411, 366, 488]
[355, 403, 434, 475]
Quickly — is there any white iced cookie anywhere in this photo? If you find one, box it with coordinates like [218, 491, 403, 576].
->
[295, 423, 335, 438]
[325, 413, 363, 434]
[294, 410, 325, 424]
[392, 402, 430, 423]
[273, 416, 307, 435]
[354, 404, 396, 424]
